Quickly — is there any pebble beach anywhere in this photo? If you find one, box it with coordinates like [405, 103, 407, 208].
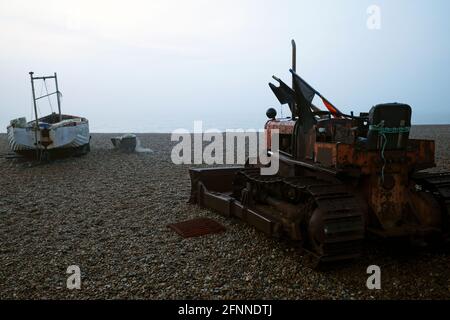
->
[0, 126, 449, 299]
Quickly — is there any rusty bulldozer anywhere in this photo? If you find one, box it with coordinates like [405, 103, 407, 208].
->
[189, 40, 450, 268]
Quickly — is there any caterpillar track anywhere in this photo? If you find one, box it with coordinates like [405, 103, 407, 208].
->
[413, 172, 450, 239]
[189, 167, 365, 269]
[234, 168, 365, 268]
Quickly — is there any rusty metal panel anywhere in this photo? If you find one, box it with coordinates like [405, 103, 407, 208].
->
[335, 143, 353, 166]
[168, 218, 226, 238]
[189, 167, 243, 204]
[265, 119, 295, 149]
[407, 139, 435, 170]
[231, 201, 245, 219]
[314, 142, 337, 167]
[243, 208, 274, 235]
[190, 167, 243, 193]
[369, 173, 406, 229]
[202, 190, 233, 217]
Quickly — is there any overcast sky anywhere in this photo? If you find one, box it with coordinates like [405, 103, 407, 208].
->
[1, 0, 449, 132]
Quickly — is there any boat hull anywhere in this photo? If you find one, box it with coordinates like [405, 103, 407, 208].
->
[7, 120, 90, 158]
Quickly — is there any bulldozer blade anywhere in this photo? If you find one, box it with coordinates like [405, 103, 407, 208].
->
[189, 167, 279, 236]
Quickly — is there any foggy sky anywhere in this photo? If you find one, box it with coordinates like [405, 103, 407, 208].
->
[1, 0, 449, 132]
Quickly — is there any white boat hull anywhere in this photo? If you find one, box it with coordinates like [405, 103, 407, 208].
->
[7, 119, 90, 156]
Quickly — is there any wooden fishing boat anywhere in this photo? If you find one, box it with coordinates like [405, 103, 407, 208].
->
[6, 72, 90, 159]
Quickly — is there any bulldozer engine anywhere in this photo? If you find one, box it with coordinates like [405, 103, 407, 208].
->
[189, 40, 450, 268]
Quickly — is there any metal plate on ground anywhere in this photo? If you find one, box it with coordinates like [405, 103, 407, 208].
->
[167, 218, 226, 238]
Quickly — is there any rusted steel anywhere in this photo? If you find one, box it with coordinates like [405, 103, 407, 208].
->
[188, 40, 450, 268]
[413, 172, 450, 238]
[265, 119, 295, 150]
[313, 139, 436, 173]
[190, 167, 365, 267]
[167, 218, 226, 238]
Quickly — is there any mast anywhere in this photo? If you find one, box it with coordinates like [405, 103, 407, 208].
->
[29, 72, 40, 152]
[54, 72, 62, 121]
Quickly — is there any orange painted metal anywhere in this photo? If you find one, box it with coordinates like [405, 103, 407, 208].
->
[265, 119, 295, 149]
[311, 139, 438, 231]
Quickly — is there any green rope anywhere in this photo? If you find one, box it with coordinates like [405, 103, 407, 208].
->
[369, 124, 410, 134]
[369, 122, 411, 182]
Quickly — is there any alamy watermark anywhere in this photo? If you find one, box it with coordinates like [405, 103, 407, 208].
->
[66, 265, 81, 290]
[366, 265, 381, 290]
[170, 121, 280, 175]
[367, 5, 381, 30]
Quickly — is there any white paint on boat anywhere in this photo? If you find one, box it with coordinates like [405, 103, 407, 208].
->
[7, 115, 90, 153]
